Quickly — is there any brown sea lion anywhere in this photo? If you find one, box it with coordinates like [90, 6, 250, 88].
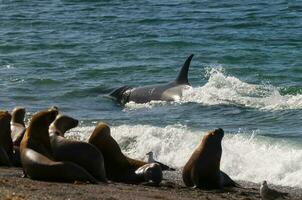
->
[49, 114, 107, 182]
[88, 123, 161, 184]
[0, 111, 13, 166]
[10, 107, 27, 167]
[10, 107, 26, 146]
[182, 128, 237, 189]
[20, 109, 97, 183]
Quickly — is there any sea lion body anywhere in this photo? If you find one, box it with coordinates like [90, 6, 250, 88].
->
[20, 109, 97, 183]
[0, 111, 13, 166]
[50, 136, 107, 182]
[10, 107, 27, 167]
[182, 128, 236, 189]
[88, 123, 161, 184]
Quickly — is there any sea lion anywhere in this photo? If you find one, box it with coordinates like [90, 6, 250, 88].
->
[20, 109, 97, 183]
[10, 107, 26, 146]
[88, 123, 161, 184]
[109, 54, 194, 104]
[182, 128, 237, 189]
[10, 107, 27, 167]
[0, 111, 13, 166]
[135, 163, 163, 185]
[49, 114, 107, 182]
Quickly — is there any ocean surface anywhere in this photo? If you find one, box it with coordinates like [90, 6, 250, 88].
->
[1, 1, 302, 188]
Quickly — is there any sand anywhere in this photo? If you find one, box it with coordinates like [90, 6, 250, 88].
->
[0, 167, 300, 200]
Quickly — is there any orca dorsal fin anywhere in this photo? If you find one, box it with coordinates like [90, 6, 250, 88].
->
[175, 54, 194, 84]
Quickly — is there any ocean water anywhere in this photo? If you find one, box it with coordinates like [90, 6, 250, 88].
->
[1, 1, 302, 188]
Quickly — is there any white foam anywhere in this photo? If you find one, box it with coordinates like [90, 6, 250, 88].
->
[182, 67, 302, 110]
[66, 124, 302, 188]
[123, 67, 302, 110]
[0, 64, 14, 70]
[123, 101, 168, 111]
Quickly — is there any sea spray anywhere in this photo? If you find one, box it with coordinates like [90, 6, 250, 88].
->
[182, 67, 302, 110]
[66, 124, 302, 188]
[124, 67, 302, 111]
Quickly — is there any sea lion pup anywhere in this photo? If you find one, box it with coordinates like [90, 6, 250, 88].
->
[135, 163, 163, 185]
[182, 128, 237, 189]
[0, 111, 13, 166]
[49, 114, 107, 182]
[10, 107, 26, 146]
[88, 123, 162, 184]
[20, 109, 98, 183]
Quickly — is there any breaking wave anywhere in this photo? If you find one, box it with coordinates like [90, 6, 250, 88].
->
[124, 67, 302, 111]
[67, 124, 302, 188]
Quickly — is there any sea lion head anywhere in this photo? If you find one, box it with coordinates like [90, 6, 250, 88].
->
[11, 107, 26, 126]
[201, 128, 224, 149]
[0, 111, 12, 140]
[25, 109, 58, 143]
[49, 114, 78, 137]
[88, 123, 118, 156]
[89, 122, 111, 142]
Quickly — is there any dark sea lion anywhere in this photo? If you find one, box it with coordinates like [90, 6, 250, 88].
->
[20, 109, 97, 183]
[182, 128, 237, 189]
[135, 163, 163, 185]
[88, 123, 161, 184]
[110, 54, 194, 104]
[49, 114, 107, 182]
[10, 107, 26, 146]
[0, 111, 13, 166]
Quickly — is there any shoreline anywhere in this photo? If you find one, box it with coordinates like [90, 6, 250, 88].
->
[1, 168, 301, 200]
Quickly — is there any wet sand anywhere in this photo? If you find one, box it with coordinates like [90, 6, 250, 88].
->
[0, 167, 300, 200]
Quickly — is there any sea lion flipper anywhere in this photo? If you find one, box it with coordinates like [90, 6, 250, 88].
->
[0, 146, 13, 166]
[220, 171, 240, 188]
[175, 54, 194, 85]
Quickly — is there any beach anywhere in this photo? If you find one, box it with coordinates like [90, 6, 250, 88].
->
[1, 167, 301, 200]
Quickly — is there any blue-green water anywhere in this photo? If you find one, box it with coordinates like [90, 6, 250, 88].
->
[1, 1, 302, 187]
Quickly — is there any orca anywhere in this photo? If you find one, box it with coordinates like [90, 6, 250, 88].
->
[110, 54, 194, 104]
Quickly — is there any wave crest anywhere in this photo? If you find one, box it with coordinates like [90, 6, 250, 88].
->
[183, 67, 302, 110]
[123, 67, 302, 110]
